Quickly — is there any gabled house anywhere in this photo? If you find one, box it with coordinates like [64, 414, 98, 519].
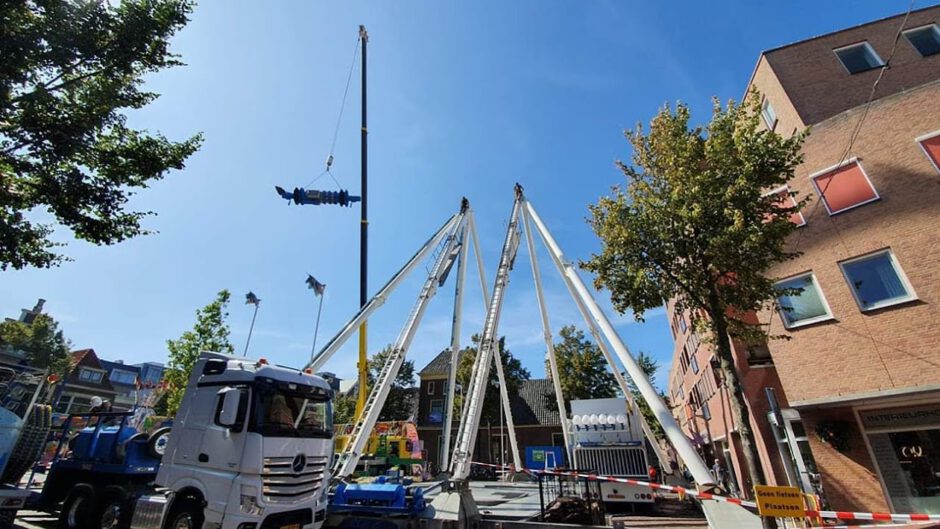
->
[99, 359, 141, 411]
[54, 349, 117, 415]
[416, 350, 563, 471]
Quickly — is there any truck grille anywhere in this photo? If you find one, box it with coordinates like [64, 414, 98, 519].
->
[574, 446, 646, 477]
[261, 455, 329, 503]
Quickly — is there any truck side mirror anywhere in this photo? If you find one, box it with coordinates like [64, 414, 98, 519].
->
[217, 387, 243, 428]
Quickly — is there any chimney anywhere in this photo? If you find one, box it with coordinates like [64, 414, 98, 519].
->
[33, 299, 46, 313]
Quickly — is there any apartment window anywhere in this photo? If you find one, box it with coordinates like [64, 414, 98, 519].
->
[761, 98, 778, 130]
[109, 370, 137, 385]
[775, 273, 833, 329]
[834, 42, 884, 74]
[690, 354, 700, 375]
[679, 315, 688, 334]
[701, 402, 711, 421]
[839, 250, 916, 311]
[428, 399, 444, 424]
[904, 24, 940, 57]
[427, 381, 436, 395]
[746, 343, 774, 366]
[764, 185, 806, 226]
[810, 159, 879, 215]
[78, 368, 104, 383]
[918, 131, 940, 174]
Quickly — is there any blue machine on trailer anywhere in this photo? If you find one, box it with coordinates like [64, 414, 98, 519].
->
[30, 411, 170, 529]
[330, 475, 427, 516]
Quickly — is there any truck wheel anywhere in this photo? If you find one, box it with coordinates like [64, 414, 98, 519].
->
[166, 500, 203, 529]
[0, 509, 16, 529]
[1, 404, 52, 484]
[147, 428, 171, 459]
[60, 487, 96, 529]
[97, 496, 130, 529]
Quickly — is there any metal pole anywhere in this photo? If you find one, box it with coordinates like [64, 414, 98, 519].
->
[521, 207, 573, 465]
[356, 24, 369, 419]
[243, 302, 259, 357]
[524, 201, 714, 486]
[310, 293, 325, 363]
[442, 209, 470, 470]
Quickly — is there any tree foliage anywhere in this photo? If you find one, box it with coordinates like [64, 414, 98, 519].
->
[583, 93, 806, 494]
[545, 325, 616, 412]
[0, 313, 72, 377]
[629, 351, 665, 440]
[164, 290, 234, 415]
[456, 335, 530, 425]
[367, 345, 417, 422]
[0, 0, 202, 270]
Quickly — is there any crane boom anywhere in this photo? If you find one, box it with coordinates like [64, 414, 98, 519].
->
[449, 185, 524, 480]
[307, 214, 459, 372]
[332, 211, 468, 479]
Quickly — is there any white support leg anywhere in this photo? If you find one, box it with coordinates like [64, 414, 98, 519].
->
[524, 201, 714, 486]
[441, 215, 470, 471]
[521, 207, 572, 465]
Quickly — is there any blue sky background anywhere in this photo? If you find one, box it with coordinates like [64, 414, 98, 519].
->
[0, 1, 912, 390]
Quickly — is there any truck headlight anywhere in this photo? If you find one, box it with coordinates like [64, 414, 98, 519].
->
[239, 485, 263, 516]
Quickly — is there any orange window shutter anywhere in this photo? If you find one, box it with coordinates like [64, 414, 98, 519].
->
[813, 162, 878, 214]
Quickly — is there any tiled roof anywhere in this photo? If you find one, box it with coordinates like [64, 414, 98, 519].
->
[511, 379, 561, 426]
[419, 349, 462, 377]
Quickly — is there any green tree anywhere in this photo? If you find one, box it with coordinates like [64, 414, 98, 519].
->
[583, 94, 805, 499]
[333, 393, 356, 425]
[1, 0, 202, 270]
[366, 346, 417, 421]
[455, 335, 530, 425]
[546, 325, 616, 412]
[628, 351, 665, 440]
[0, 313, 72, 378]
[164, 290, 234, 415]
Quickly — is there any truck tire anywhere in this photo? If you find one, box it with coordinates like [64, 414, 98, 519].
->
[96, 490, 131, 529]
[165, 500, 203, 529]
[60, 486, 96, 529]
[1, 404, 52, 485]
[147, 428, 171, 459]
[0, 509, 16, 529]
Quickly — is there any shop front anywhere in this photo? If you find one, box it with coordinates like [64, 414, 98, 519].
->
[859, 401, 940, 514]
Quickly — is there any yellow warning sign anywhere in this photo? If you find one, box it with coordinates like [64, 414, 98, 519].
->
[754, 485, 805, 518]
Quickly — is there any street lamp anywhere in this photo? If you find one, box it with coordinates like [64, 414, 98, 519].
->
[244, 292, 261, 357]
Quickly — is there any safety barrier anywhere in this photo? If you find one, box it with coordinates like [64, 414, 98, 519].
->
[470, 461, 940, 524]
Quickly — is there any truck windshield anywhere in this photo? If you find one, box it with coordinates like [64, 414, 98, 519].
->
[251, 388, 332, 438]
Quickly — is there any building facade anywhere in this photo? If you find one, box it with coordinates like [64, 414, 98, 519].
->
[749, 6, 940, 515]
[99, 360, 142, 411]
[416, 350, 563, 472]
[54, 349, 117, 415]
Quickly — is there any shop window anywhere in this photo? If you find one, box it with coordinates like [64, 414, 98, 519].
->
[904, 24, 940, 57]
[764, 185, 806, 226]
[919, 131, 940, 174]
[810, 160, 879, 215]
[761, 98, 778, 130]
[839, 250, 916, 311]
[775, 273, 833, 329]
[834, 42, 884, 74]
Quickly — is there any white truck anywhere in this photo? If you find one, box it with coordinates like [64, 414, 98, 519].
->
[569, 398, 654, 507]
[2, 352, 335, 529]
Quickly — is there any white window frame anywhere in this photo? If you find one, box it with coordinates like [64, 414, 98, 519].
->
[774, 272, 835, 329]
[809, 157, 880, 215]
[915, 129, 940, 175]
[78, 367, 105, 383]
[761, 97, 778, 130]
[838, 249, 918, 312]
[763, 184, 806, 227]
[427, 381, 435, 395]
[428, 399, 444, 423]
[833, 41, 885, 74]
[903, 23, 940, 57]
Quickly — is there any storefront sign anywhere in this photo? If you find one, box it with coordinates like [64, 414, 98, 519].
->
[754, 485, 805, 518]
[860, 404, 940, 431]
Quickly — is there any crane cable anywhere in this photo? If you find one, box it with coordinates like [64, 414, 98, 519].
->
[306, 35, 361, 189]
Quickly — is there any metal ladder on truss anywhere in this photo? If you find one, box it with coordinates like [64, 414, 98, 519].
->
[449, 185, 524, 480]
[332, 210, 468, 480]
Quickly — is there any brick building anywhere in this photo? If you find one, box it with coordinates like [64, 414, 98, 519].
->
[667, 5, 940, 514]
[416, 350, 563, 471]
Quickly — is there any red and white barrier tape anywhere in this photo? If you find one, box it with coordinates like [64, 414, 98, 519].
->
[470, 461, 940, 524]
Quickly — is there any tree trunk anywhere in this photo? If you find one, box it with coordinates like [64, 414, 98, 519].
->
[707, 286, 776, 529]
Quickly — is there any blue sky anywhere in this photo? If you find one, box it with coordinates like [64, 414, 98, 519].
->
[0, 1, 910, 390]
